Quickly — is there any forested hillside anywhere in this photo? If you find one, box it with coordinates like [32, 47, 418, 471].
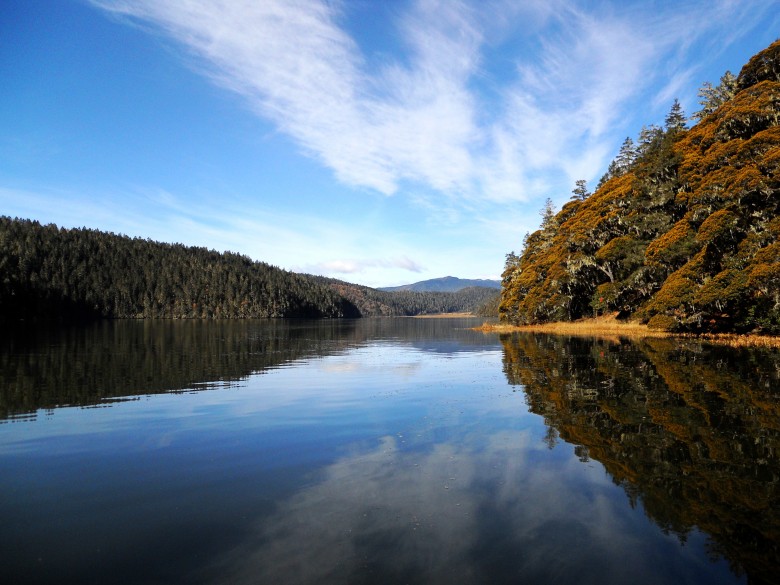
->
[0, 217, 358, 320]
[0, 217, 495, 321]
[500, 40, 780, 334]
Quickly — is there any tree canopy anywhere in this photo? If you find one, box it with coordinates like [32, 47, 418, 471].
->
[0, 217, 497, 321]
[500, 40, 780, 334]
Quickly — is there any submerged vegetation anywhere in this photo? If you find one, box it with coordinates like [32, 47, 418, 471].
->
[0, 217, 497, 321]
[500, 40, 780, 334]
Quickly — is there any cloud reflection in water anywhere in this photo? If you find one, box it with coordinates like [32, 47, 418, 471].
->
[205, 427, 728, 585]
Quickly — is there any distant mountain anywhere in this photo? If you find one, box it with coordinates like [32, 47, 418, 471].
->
[379, 276, 501, 293]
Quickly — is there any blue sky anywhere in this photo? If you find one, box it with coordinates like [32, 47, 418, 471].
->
[2, 1, 778, 287]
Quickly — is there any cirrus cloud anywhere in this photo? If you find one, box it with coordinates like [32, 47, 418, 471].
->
[308, 256, 425, 275]
[90, 0, 777, 205]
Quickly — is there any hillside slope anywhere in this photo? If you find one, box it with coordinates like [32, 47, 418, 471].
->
[500, 40, 780, 334]
[0, 217, 496, 321]
[0, 217, 358, 320]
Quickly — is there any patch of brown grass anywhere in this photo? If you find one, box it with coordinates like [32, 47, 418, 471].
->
[413, 312, 474, 319]
[476, 314, 780, 348]
[477, 314, 663, 338]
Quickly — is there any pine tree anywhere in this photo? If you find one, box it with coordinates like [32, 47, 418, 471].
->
[637, 124, 663, 155]
[539, 198, 556, 229]
[692, 71, 738, 121]
[615, 137, 638, 174]
[597, 160, 621, 189]
[571, 179, 590, 201]
[664, 98, 687, 133]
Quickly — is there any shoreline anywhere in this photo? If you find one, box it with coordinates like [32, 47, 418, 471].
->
[476, 315, 780, 348]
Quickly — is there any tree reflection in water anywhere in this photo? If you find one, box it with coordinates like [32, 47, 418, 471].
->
[501, 333, 780, 585]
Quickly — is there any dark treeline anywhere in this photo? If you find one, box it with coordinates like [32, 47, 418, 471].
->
[501, 40, 780, 333]
[0, 217, 358, 320]
[0, 216, 497, 321]
[501, 333, 780, 585]
[473, 290, 500, 318]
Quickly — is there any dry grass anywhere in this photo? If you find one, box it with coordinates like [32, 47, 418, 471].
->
[413, 312, 474, 319]
[477, 314, 780, 348]
[476, 314, 665, 338]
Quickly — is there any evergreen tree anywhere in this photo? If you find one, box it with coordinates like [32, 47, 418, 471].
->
[692, 71, 738, 121]
[598, 138, 640, 188]
[664, 98, 687, 133]
[539, 198, 556, 230]
[637, 124, 663, 156]
[571, 179, 590, 201]
[597, 160, 620, 189]
[615, 137, 638, 174]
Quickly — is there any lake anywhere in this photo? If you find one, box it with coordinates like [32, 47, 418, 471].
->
[1, 318, 778, 584]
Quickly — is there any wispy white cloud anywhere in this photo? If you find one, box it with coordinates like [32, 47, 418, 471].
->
[307, 256, 425, 275]
[90, 0, 774, 208]
[91, 0, 481, 197]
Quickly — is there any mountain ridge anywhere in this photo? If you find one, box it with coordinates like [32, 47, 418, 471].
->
[379, 276, 500, 292]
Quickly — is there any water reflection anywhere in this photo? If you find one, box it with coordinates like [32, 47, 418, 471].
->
[2, 320, 775, 584]
[0, 317, 491, 419]
[204, 427, 728, 585]
[501, 333, 780, 585]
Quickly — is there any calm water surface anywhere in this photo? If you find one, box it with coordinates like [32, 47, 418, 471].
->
[1, 318, 778, 584]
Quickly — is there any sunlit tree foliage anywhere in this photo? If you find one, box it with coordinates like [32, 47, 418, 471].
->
[500, 40, 780, 333]
[693, 70, 738, 121]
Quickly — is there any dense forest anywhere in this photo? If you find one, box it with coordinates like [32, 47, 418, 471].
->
[0, 217, 497, 321]
[500, 40, 780, 334]
[0, 217, 358, 320]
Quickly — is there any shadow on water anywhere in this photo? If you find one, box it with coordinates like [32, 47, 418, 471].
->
[0, 317, 491, 420]
[500, 332, 780, 585]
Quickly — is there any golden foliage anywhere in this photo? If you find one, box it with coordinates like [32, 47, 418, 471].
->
[500, 40, 780, 334]
[645, 219, 695, 267]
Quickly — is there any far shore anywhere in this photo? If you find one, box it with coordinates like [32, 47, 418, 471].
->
[476, 314, 780, 349]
